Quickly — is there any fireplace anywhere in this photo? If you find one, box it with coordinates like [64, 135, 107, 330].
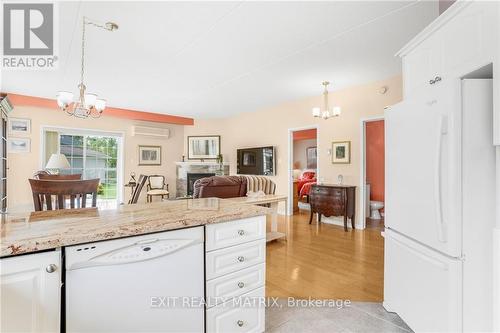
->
[187, 173, 215, 196]
[175, 162, 229, 198]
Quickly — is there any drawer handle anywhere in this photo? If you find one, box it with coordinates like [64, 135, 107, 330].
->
[237, 320, 244, 327]
[237, 281, 245, 288]
[237, 256, 245, 262]
[237, 229, 245, 236]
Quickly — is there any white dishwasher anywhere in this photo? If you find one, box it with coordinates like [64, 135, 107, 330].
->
[65, 227, 204, 333]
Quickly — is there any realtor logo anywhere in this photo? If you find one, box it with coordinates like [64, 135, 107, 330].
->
[2, 2, 58, 69]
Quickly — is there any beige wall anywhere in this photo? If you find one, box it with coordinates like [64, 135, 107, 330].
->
[185, 75, 402, 218]
[8, 106, 184, 210]
[293, 138, 317, 171]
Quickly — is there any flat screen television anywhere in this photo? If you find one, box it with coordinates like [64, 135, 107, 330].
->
[237, 146, 275, 176]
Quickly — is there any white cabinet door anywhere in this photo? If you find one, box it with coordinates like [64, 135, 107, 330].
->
[207, 263, 265, 307]
[206, 240, 266, 280]
[403, 34, 442, 96]
[206, 216, 266, 251]
[440, 2, 497, 79]
[385, 80, 462, 257]
[384, 230, 462, 333]
[206, 287, 265, 333]
[1, 250, 61, 333]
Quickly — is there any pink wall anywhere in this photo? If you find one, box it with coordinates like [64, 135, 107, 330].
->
[366, 120, 385, 203]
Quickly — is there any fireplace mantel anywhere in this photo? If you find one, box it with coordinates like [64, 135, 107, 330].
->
[175, 161, 229, 166]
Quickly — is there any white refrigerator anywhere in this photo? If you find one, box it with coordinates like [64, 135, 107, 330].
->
[384, 79, 496, 332]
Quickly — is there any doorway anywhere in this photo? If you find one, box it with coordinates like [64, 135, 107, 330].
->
[360, 117, 385, 229]
[288, 126, 318, 216]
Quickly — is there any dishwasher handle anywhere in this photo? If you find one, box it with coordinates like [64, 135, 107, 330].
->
[68, 238, 202, 270]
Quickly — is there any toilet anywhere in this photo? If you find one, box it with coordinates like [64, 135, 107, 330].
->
[370, 201, 384, 220]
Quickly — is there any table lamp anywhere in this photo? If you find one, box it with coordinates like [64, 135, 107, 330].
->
[45, 154, 70, 174]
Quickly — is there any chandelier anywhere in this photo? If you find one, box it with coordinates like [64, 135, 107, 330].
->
[56, 17, 118, 118]
[312, 81, 341, 120]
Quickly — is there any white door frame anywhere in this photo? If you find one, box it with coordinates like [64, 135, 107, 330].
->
[359, 116, 384, 229]
[287, 124, 319, 216]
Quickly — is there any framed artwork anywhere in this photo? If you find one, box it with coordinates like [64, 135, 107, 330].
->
[138, 145, 161, 165]
[332, 141, 351, 164]
[8, 118, 31, 135]
[8, 138, 30, 153]
[187, 135, 220, 160]
[306, 146, 317, 169]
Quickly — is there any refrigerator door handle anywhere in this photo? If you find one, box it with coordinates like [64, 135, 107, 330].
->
[435, 114, 448, 243]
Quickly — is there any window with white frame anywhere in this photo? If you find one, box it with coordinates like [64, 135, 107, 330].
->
[43, 129, 123, 205]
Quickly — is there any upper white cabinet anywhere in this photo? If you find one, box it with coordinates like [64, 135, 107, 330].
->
[402, 34, 442, 94]
[399, 1, 499, 144]
[1, 250, 61, 333]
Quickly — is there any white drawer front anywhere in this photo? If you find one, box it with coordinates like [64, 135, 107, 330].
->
[206, 287, 265, 333]
[206, 240, 265, 280]
[207, 263, 265, 307]
[206, 216, 266, 251]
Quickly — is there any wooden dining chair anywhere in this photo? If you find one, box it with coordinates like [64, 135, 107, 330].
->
[29, 179, 99, 211]
[129, 175, 148, 204]
[37, 173, 82, 180]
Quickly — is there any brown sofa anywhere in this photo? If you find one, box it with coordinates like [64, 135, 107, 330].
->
[192, 176, 247, 199]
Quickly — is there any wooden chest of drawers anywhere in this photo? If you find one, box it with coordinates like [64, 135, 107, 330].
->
[309, 184, 356, 231]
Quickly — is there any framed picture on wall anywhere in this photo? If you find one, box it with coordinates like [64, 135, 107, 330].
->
[138, 145, 161, 165]
[8, 138, 30, 153]
[8, 118, 31, 135]
[187, 135, 220, 160]
[332, 141, 351, 164]
[306, 146, 317, 169]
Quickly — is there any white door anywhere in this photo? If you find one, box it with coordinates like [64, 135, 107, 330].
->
[385, 80, 462, 257]
[383, 230, 462, 333]
[0, 250, 61, 333]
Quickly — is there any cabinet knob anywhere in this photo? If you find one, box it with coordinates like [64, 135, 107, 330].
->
[237, 256, 245, 262]
[237, 229, 245, 236]
[237, 281, 245, 288]
[237, 320, 244, 327]
[45, 264, 57, 273]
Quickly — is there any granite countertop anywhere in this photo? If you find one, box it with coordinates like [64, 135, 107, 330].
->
[0, 198, 270, 258]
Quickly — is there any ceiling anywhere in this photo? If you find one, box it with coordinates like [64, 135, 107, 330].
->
[1, 1, 438, 119]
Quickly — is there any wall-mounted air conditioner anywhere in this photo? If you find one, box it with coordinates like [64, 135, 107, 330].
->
[132, 125, 170, 139]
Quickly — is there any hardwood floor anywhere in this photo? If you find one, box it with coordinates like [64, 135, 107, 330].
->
[266, 211, 384, 301]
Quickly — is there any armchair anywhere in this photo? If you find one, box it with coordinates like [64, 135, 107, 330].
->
[146, 175, 169, 202]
